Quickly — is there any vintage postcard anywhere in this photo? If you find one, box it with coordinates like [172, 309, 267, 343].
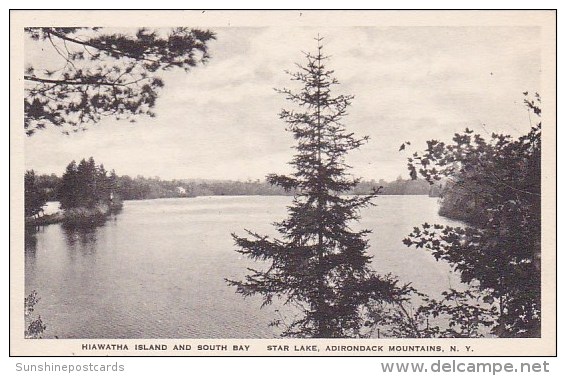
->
[10, 10, 556, 356]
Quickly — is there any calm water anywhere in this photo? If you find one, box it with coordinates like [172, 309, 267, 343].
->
[25, 195, 462, 339]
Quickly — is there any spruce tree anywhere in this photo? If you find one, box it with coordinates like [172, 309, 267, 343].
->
[227, 37, 407, 338]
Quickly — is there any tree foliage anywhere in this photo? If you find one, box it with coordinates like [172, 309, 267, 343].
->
[403, 93, 542, 337]
[25, 170, 48, 218]
[227, 38, 410, 338]
[58, 157, 118, 210]
[25, 291, 46, 339]
[24, 27, 215, 135]
[29, 172, 438, 202]
[367, 286, 497, 338]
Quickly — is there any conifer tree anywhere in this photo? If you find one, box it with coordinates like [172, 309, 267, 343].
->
[59, 161, 79, 210]
[24, 27, 216, 135]
[227, 37, 408, 338]
[59, 157, 117, 210]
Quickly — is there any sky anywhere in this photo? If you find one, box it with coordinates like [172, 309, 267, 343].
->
[24, 26, 541, 181]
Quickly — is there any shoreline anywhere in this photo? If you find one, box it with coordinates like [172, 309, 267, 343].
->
[26, 201, 123, 227]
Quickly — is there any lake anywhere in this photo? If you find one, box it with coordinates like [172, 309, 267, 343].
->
[25, 195, 463, 339]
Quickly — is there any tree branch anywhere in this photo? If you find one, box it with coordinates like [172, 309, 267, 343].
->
[25, 75, 126, 87]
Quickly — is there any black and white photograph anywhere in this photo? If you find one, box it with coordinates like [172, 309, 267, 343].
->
[10, 10, 556, 356]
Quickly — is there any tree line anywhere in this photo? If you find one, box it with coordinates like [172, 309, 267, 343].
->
[25, 170, 438, 217]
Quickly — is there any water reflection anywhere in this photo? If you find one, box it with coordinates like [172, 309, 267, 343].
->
[62, 225, 100, 255]
[25, 225, 44, 257]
